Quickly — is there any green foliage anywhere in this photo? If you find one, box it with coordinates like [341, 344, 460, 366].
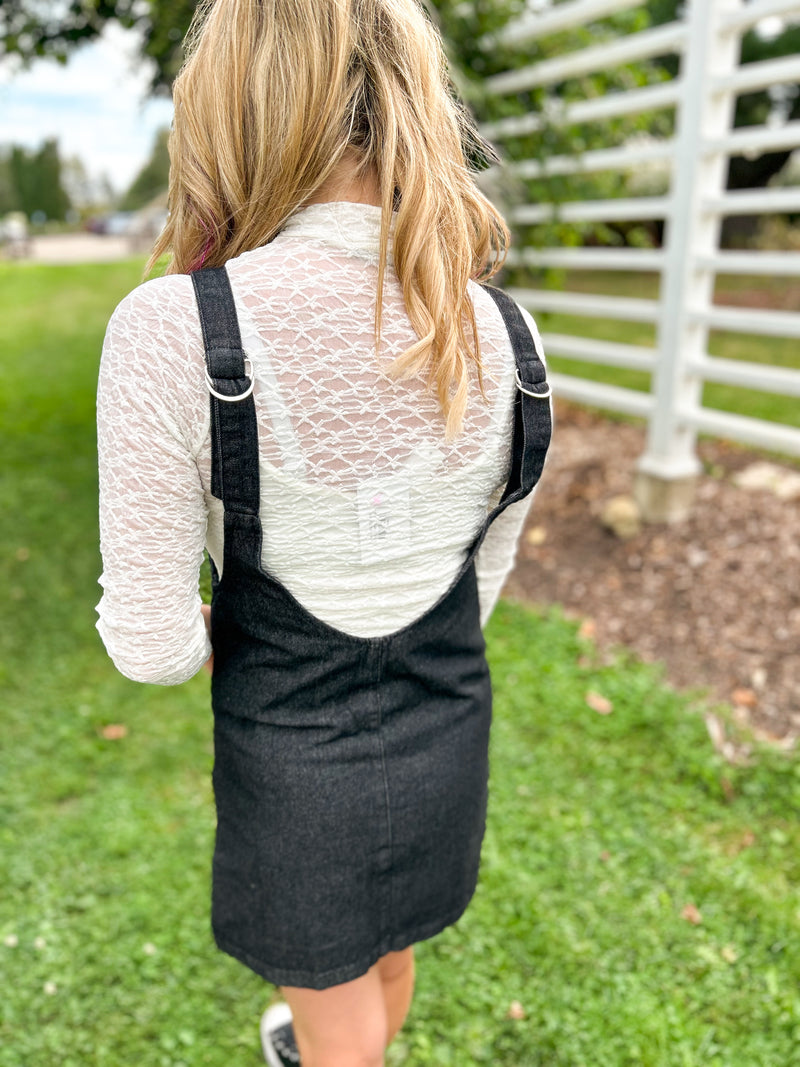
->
[0, 0, 194, 95]
[119, 127, 170, 211]
[0, 139, 71, 221]
[645, 0, 800, 130]
[431, 0, 675, 250]
[1, 260, 799, 1065]
[0, 152, 16, 215]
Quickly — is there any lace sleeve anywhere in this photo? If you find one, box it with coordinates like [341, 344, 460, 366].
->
[95, 277, 212, 685]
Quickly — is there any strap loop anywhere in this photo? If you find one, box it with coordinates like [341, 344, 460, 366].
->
[515, 368, 552, 399]
[206, 359, 255, 402]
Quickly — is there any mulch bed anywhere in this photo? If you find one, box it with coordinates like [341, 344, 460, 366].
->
[504, 402, 800, 750]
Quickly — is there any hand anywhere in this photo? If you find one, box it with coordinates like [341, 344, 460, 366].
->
[200, 603, 214, 676]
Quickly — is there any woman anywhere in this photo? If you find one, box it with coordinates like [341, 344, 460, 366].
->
[96, 0, 551, 1064]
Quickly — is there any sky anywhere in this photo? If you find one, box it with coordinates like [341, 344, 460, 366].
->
[0, 23, 174, 195]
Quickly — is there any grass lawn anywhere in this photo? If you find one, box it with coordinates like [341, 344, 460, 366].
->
[1, 261, 799, 1066]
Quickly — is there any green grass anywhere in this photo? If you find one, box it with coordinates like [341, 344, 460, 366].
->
[1, 261, 799, 1066]
[515, 270, 800, 429]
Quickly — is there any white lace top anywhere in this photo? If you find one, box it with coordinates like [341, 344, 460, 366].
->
[96, 201, 547, 685]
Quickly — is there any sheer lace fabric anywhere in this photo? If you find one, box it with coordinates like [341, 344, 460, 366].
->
[96, 201, 545, 684]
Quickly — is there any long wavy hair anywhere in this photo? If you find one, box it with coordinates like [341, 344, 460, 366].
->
[149, 0, 510, 435]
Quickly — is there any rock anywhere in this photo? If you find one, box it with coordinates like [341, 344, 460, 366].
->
[751, 667, 767, 690]
[733, 462, 800, 501]
[600, 494, 642, 539]
[525, 525, 547, 546]
[686, 544, 709, 568]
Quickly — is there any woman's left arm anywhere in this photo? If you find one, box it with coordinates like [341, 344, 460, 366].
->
[96, 279, 212, 685]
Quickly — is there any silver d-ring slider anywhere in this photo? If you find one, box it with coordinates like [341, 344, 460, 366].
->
[205, 358, 255, 402]
[515, 368, 552, 399]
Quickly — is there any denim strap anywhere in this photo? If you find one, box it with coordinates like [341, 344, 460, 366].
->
[480, 284, 552, 520]
[191, 267, 261, 514]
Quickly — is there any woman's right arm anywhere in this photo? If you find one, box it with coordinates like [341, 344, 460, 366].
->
[96, 278, 213, 685]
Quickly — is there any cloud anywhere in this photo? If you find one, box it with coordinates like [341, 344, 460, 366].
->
[0, 23, 174, 192]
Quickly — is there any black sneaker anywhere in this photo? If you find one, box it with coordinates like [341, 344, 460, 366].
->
[260, 1002, 301, 1066]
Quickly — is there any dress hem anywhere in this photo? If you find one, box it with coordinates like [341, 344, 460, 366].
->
[211, 896, 475, 990]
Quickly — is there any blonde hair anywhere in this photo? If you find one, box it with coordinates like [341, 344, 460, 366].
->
[150, 0, 510, 435]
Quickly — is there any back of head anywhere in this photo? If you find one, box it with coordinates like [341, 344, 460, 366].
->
[152, 0, 510, 435]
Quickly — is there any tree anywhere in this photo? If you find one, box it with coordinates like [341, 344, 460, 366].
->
[0, 0, 195, 94]
[0, 151, 17, 214]
[62, 155, 113, 211]
[645, 0, 800, 191]
[119, 127, 170, 210]
[34, 139, 72, 220]
[1, 139, 72, 220]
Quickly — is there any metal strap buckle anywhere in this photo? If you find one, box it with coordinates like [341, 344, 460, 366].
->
[515, 368, 552, 399]
[205, 358, 255, 402]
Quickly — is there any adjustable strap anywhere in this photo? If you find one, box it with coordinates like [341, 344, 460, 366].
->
[191, 267, 260, 514]
[481, 284, 552, 520]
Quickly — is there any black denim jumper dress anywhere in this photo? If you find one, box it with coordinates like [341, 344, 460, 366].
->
[191, 267, 551, 990]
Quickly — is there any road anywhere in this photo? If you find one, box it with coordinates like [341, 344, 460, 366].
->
[7, 233, 144, 264]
